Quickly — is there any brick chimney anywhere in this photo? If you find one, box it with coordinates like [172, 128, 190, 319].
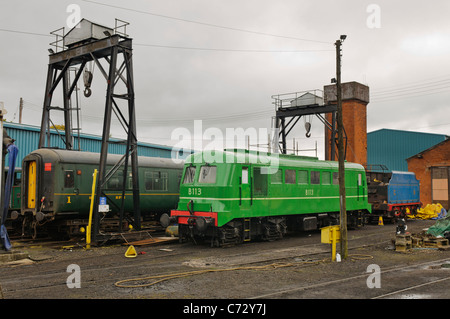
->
[323, 81, 369, 167]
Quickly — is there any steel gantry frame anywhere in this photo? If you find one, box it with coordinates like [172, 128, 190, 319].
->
[39, 32, 140, 243]
[272, 90, 347, 159]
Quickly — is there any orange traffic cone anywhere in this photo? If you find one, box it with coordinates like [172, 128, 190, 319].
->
[378, 216, 384, 226]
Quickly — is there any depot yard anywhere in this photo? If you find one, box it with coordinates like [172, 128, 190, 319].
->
[0, 218, 449, 301]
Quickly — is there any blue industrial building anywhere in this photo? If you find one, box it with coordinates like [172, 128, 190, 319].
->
[367, 129, 448, 172]
[3, 122, 190, 168]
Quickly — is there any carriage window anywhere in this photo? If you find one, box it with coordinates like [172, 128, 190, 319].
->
[311, 171, 320, 184]
[177, 172, 182, 187]
[271, 169, 282, 184]
[285, 169, 296, 184]
[107, 170, 122, 190]
[333, 172, 339, 185]
[145, 171, 168, 191]
[298, 170, 308, 184]
[322, 171, 331, 185]
[64, 170, 74, 188]
[182, 166, 196, 184]
[198, 166, 217, 184]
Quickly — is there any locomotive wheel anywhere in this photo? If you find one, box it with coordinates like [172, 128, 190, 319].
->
[260, 217, 287, 241]
[208, 221, 244, 247]
[21, 215, 33, 238]
[31, 221, 37, 239]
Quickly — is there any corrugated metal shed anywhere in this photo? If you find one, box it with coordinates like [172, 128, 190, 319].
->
[367, 129, 448, 172]
[3, 122, 191, 168]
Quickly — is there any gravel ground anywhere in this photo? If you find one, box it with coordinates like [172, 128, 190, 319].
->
[1, 218, 449, 307]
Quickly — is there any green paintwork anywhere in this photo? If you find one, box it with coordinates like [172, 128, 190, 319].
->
[176, 149, 372, 227]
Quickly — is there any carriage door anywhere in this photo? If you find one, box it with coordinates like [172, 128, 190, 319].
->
[240, 166, 251, 209]
[27, 161, 37, 209]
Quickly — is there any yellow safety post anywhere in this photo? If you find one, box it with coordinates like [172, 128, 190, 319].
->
[321, 225, 341, 261]
[86, 169, 98, 250]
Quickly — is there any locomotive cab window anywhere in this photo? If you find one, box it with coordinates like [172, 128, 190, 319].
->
[198, 165, 217, 184]
[64, 170, 74, 188]
[182, 166, 196, 184]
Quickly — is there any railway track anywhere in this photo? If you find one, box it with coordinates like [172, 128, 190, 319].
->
[1, 220, 444, 299]
[249, 257, 450, 299]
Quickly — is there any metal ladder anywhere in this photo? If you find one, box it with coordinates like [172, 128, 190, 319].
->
[244, 218, 251, 242]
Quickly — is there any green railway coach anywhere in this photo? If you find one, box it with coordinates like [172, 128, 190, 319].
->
[19, 148, 183, 238]
[164, 149, 371, 246]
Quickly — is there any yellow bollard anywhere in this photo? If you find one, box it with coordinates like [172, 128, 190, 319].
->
[86, 169, 98, 250]
[321, 225, 341, 261]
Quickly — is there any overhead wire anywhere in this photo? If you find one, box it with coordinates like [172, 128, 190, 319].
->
[81, 0, 332, 45]
[22, 97, 275, 125]
[371, 87, 450, 103]
[0, 27, 332, 54]
[6, 3, 445, 126]
[370, 76, 450, 103]
[0, 28, 52, 38]
[371, 79, 450, 96]
[134, 43, 333, 53]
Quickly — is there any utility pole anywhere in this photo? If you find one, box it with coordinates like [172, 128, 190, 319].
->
[19, 97, 23, 124]
[335, 35, 347, 259]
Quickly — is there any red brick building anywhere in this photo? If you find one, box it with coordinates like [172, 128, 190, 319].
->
[323, 82, 369, 167]
[407, 139, 450, 210]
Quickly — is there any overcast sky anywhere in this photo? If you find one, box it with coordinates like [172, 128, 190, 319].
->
[0, 0, 449, 159]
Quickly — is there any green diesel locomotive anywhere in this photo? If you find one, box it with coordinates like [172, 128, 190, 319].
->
[19, 148, 183, 238]
[163, 149, 372, 246]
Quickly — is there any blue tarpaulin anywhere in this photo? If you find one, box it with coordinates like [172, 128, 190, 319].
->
[1, 144, 19, 251]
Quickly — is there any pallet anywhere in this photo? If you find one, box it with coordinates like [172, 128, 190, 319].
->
[395, 233, 412, 252]
[411, 236, 423, 247]
[423, 238, 449, 249]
